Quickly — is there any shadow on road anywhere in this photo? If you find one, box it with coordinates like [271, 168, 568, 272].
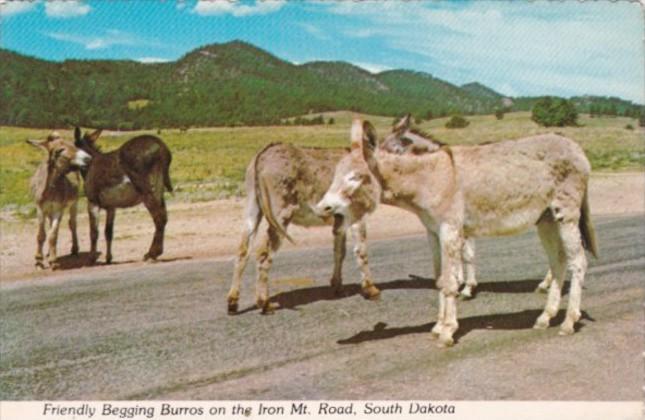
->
[235, 275, 569, 315]
[337, 309, 595, 345]
[54, 253, 192, 271]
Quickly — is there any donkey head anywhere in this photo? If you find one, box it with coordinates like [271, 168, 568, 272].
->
[314, 119, 382, 227]
[27, 132, 79, 189]
[72, 126, 102, 170]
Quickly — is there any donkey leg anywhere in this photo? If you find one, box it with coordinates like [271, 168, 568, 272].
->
[428, 231, 442, 281]
[460, 237, 477, 299]
[351, 221, 380, 300]
[35, 207, 46, 269]
[557, 221, 588, 335]
[434, 223, 462, 347]
[227, 194, 262, 314]
[329, 216, 347, 295]
[255, 226, 282, 314]
[142, 195, 167, 261]
[536, 269, 553, 293]
[105, 208, 116, 264]
[534, 215, 566, 330]
[47, 211, 63, 269]
[69, 201, 79, 256]
[88, 203, 100, 264]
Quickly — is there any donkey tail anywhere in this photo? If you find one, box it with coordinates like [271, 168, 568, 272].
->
[579, 187, 599, 259]
[161, 143, 173, 193]
[253, 143, 295, 244]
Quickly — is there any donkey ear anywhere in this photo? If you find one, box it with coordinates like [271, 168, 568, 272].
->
[393, 114, 411, 132]
[362, 120, 377, 151]
[74, 127, 82, 142]
[86, 129, 103, 143]
[26, 139, 47, 150]
[360, 121, 379, 173]
[350, 118, 364, 150]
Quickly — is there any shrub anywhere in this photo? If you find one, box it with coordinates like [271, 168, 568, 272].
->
[445, 115, 470, 129]
[495, 109, 505, 120]
[531, 97, 578, 127]
[625, 124, 634, 130]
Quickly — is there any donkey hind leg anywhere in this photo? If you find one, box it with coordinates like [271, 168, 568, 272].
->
[329, 216, 347, 295]
[557, 221, 588, 335]
[46, 211, 64, 269]
[69, 201, 79, 256]
[428, 232, 441, 280]
[535, 269, 554, 293]
[255, 224, 286, 314]
[35, 207, 47, 269]
[534, 214, 567, 330]
[351, 221, 380, 300]
[460, 237, 477, 299]
[227, 195, 262, 314]
[88, 203, 101, 264]
[142, 193, 167, 261]
[104, 208, 116, 264]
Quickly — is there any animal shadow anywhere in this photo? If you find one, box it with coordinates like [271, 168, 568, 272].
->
[234, 275, 437, 314]
[337, 309, 595, 345]
[54, 252, 103, 270]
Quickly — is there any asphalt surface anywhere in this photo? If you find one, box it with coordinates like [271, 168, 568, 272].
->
[1, 215, 643, 400]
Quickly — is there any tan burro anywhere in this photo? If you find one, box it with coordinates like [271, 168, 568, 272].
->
[316, 116, 598, 347]
[226, 143, 381, 315]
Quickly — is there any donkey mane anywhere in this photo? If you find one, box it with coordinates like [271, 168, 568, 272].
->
[407, 127, 446, 146]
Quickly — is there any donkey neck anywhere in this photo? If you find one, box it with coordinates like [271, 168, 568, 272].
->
[375, 147, 461, 222]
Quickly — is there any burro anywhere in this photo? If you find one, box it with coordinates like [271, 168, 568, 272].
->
[316, 116, 598, 347]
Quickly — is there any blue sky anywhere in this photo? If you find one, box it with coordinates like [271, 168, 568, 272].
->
[2, 0, 643, 103]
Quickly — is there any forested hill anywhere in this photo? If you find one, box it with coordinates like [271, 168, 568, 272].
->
[0, 40, 641, 129]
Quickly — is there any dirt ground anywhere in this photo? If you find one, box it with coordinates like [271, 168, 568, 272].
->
[1, 172, 643, 283]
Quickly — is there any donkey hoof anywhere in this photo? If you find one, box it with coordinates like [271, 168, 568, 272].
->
[50, 262, 60, 271]
[362, 286, 381, 301]
[535, 285, 549, 294]
[558, 323, 575, 336]
[259, 301, 278, 315]
[227, 301, 239, 314]
[437, 335, 455, 348]
[533, 319, 550, 330]
[35, 261, 46, 270]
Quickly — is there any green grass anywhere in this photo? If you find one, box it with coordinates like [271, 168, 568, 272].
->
[1, 112, 642, 214]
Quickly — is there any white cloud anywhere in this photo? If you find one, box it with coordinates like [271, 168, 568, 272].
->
[0, 0, 38, 17]
[45, 1, 90, 18]
[296, 22, 329, 40]
[322, 1, 644, 102]
[46, 29, 163, 50]
[193, 0, 286, 17]
[137, 57, 171, 63]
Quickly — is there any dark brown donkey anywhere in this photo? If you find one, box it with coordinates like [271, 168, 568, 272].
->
[73, 127, 173, 263]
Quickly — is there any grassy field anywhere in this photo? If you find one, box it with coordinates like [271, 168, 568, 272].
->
[1, 111, 642, 214]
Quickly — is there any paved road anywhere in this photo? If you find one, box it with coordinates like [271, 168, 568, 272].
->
[1, 215, 643, 400]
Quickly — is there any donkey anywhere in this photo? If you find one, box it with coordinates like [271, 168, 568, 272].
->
[72, 127, 173, 264]
[27, 132, 81, 269]
[316, 117, 598, 347]
[227, 142, 380, 314]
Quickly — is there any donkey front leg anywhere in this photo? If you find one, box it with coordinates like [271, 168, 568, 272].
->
[35, 207, 46, 269]
[431, 223, 462, 347]
[105, 208, 116, 264]
[460, 237, 477, 299]
[88, 202, 100, 264]
[142, 195, 167, 261]
[46, 211, 64, 269]
[351, 221, 380, 300]
[69, 201, 79, 256]
[329, 215, 347, 295]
